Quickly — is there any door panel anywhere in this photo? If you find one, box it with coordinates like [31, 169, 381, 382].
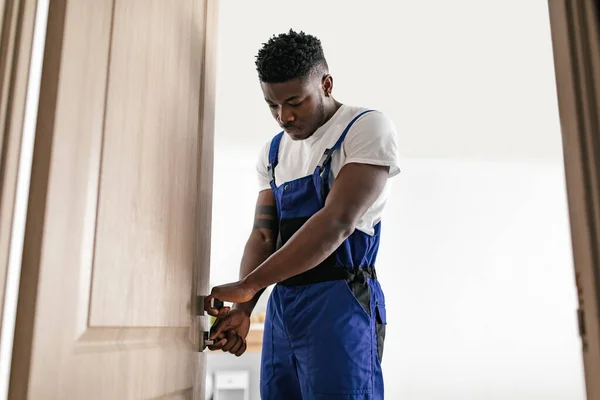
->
[90, 0, 203, 327]
[8, 0, 217, 398]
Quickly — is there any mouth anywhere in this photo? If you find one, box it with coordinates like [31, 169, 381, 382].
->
[283, 125, 300, 133]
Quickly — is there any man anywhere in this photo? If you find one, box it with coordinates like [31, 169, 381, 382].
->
[205, 29, 399, 399]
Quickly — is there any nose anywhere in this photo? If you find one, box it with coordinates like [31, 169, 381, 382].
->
[277, 106, 295, 124]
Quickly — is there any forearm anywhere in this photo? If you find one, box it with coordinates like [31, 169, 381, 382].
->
[234, 232, 275, 315]
[244, 208, 354, 289]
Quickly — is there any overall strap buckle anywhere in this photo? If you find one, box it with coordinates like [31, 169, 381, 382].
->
[317, 149, 333, 172]
[268, 163, 276, 184]
[267, 131, 284, 187]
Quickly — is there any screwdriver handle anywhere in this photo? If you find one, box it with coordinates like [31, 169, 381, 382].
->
[210, 298, 224, 310]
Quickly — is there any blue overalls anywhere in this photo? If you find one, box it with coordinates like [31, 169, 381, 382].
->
[261, 110, 387, 400]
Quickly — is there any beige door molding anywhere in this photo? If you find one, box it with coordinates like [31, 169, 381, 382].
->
[0, 0, 50, 398]
[548, 0, 600, 398]
[0, 0, 39, 330]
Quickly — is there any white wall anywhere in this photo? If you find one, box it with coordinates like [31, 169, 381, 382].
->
[378, 159, 583, 399]
[208, 1, 586, 399]
[212, 0, 563, 163]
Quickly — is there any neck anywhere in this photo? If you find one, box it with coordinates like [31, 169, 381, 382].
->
[323, 99, 342, 125]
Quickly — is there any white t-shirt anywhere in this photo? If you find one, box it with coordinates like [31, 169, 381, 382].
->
[256, 104, 400, 236]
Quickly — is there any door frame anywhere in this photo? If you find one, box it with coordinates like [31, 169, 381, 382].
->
[195, 0, 219, 397]
[0, 0, 50, 398]
[548, 0, 600, 398]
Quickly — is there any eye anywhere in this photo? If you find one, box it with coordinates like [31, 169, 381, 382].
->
[267, 104, 277, 109]
[289, 100, 303, 107]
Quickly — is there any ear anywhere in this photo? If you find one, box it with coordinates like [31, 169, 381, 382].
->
[322, 74, 333, 96]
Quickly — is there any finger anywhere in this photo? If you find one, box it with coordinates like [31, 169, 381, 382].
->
[209, 317, 234, 339]
[235, 340, 247, 357]
[222, 332, 238, 352]
[208, 337, 227, 351]
[215, 306, 230, 317]
[204, 293, 227, 315]
[206, 306, 230, 318]
[229, 336, 243, 354]
[204, 296, 214, 313]
[211, 285, 239, 304]
[205, 296, 230, 317]
[207, 331, 226, 350]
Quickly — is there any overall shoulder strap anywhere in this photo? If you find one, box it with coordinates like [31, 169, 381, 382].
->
[317, 109, 375, 172]
[268, 131, 284, 186]
[313, 109, 376, 204]
[331, 109, 375, 152]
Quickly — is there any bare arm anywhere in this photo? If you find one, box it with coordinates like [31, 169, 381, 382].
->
[232, 189, 278, 316]
[243, 163, 389, 290]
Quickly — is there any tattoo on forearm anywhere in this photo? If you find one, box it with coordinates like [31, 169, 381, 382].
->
[253, 203, 277, 231]
[256, 205, 277, 216]
[253, 218, 278, 230]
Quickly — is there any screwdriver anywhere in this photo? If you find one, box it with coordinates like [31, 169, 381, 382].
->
[210, 298, 224, 310]
[204, 298, 225, 347]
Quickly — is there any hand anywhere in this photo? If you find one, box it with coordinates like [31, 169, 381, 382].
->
[204, 280, 259, 316]
[208, 308, 251, 357]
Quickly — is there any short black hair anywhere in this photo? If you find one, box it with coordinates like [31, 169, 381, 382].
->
[255, 29, 328, 83]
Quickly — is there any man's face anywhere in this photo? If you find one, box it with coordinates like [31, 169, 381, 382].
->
[261, 77, 326, 141]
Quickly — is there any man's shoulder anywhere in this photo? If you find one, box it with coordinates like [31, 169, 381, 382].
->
[339, 105, 391, 126]
[341, 106, 398, 157]
[341, 106, 395, 138]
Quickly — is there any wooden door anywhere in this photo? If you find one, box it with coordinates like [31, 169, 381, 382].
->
[6, 0, 218, 398]
[548, 0, 600, 399]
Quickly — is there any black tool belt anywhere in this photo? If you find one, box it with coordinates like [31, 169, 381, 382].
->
[279, 264, 377, 287]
